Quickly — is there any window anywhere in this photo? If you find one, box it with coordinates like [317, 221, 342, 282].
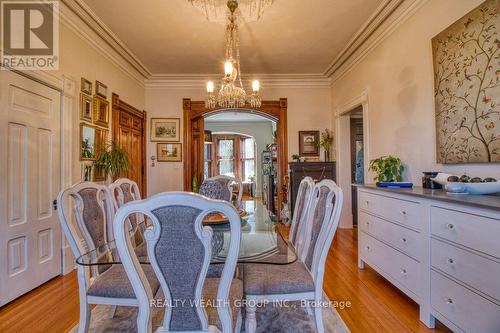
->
[241, 137, 255, 182]
[217, 139, 235, 177]
[203, 143, 213, 180]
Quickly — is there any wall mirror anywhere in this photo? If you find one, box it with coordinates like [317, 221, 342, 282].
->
[80, 123, 96, 160]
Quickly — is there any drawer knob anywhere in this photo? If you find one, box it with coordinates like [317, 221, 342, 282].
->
[448, 258, 455, 264]
[366, 246, 371, 251]
[447, 223, 455, 230]
[446, 298, 453, 305]
[400, 268, 407, 275]
[401, 237, 407, 244]
[365, 200, 370, 206]
[366, 221, 370, 226]
[400, 210, 407, 216]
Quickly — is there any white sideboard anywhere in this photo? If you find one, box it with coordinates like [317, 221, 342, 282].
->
[357, 185, 500, 333]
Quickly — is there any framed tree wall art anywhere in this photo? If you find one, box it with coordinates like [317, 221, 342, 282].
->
[432, 0, 499, 164]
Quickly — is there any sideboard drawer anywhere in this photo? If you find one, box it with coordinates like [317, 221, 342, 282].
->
[431, 271, 500, 333]
[431, 238, 500, 302]
[360, 232, 419, 296]
[431, 206, 500, 259]
[359, 211, 420, 260]
[359, 191, 422, 230]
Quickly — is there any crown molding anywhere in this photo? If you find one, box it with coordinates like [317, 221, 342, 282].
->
[145, 73, 332, 89]
[328, 0, 429, 83]
[57, 0, 428, 89]
[60, 0, 151, 84]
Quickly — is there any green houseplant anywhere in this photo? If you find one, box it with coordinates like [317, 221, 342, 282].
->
[369, 155, 404, 182]
[93, 142, 129, 180]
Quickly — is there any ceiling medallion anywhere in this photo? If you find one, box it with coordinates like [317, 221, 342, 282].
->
[205, 0, 261, 109]
[188, 0, 273, 23]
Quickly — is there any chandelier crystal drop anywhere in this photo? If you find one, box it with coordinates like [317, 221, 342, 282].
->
[204, 0, 262, 109]
[188, 0, 273, 22]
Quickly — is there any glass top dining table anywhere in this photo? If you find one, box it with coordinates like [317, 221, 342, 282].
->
[76, 200, 297, 267]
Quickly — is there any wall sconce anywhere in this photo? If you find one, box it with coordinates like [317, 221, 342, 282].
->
[151, 155, 156, 167]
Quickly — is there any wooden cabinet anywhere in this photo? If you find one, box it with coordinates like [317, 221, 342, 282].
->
[357, 185, 500, 332]
[288, 162, 336, 215]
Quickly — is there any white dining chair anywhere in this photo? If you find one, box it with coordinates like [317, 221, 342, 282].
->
[243, 179, 343, 333]
[109, 178, 146, 253]
[57, 182, 160, 333]
[289, 176, 314, 260]
[113, 192, 243, 333]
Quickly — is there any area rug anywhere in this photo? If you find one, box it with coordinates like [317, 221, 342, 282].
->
[70, 296, 350, 333]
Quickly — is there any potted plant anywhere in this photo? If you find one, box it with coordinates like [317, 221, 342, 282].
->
[369, 155, 404, 182]
[93, 142, 129, 182]
[291, 154, 301, 162]
[319, 129, 334, 162]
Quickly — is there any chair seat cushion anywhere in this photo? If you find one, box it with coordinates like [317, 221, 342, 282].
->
[243, 260, 315, 295]
[203, 278, 242, 330]
[88, 264, 160, 298]
[207, 263, 244, 280]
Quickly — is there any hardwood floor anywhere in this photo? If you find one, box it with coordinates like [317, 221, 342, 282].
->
[0, 228, 451, 333]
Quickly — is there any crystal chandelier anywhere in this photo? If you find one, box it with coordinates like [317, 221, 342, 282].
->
[205, 0, 262, 109]
[188, 0, 273, 22]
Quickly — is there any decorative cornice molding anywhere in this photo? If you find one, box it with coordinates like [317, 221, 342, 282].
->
[58, 0, 428, 89]
[59, 0, 151, 84]
[329, 0, 429, 83]
[145, 73, 332, 89]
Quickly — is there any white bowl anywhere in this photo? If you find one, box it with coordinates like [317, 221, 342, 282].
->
[463, 182, 500, 195]
[445, 183, 467, 193]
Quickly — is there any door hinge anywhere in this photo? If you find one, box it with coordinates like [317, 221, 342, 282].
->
[53, 199, 58, 211]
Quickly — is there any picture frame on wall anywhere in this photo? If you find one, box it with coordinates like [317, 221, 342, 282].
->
[81, 78, 92, 95]
[80, 123, 96, 161]
[93, 95, 110, 128]
[80, 93, 92, 122]
[150, 118, 180, 142]
[299, 130, 320, 156]
[92, 127, 109, 181]
[95, 80, 108, 99]
[157, 143, 182, 162]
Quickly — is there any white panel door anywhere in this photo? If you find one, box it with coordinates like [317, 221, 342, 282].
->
[0, 70, 61, 306]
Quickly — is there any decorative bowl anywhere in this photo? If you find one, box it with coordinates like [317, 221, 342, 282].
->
[432, 172, 500, 195]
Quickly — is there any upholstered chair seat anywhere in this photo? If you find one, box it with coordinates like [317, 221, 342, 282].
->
[203, 278, 243, 330]
[244, 180, 343, 333]
[243, 260, 314, 295]
[88, 264, 160, 299]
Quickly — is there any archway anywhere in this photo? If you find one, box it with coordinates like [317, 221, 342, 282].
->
[183, 98, 288, 218]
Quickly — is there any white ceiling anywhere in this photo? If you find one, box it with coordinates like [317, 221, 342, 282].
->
[205, 111, 274, 122]
[82, 0, 384, 75]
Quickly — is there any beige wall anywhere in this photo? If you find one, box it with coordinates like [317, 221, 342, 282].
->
[331, 0, 500, 184]
[56, 22, 145, 185]
[145, 86, 332, 195]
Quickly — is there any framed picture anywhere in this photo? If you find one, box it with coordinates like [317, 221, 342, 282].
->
[151, 118, 180, 142]
[157, 143, 182, 162]
[81, 78, 92, 95]
[93, 95, 110, 128]
[80, 93, 92, 122]
[80, 123, 96, 160]
[299, 131, 320, 156]
[95, 80, 108, 99]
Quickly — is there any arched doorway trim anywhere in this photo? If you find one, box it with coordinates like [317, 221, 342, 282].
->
[183, 98, 288, 217]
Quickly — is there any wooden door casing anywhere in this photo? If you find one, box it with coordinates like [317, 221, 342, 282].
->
[183, 98, 288, 217]
[112, 93, 147, 196]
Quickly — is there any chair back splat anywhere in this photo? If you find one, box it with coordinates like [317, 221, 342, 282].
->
[290, 177, 314, 258]
[113, 192, 242, 333]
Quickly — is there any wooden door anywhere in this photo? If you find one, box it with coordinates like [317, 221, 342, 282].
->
[112, 94, 147, 195]
[0, 70, 62, 306]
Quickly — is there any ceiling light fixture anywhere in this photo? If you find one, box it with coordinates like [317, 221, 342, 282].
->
[188, 0, 273, 22]
[204, 0, 262, 109]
